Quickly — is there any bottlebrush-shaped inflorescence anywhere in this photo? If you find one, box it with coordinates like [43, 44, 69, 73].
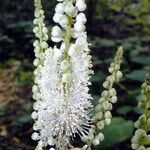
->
[31, 0, 123, 150]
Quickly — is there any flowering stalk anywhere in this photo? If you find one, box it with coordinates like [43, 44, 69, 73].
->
[131, 74, 150, 150]
[31, 0, 124, 150]
[88, 46, 123, 146]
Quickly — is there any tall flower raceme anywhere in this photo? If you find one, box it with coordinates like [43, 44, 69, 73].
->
[31, 0, 124, 150]
[131, 74, 150, 150]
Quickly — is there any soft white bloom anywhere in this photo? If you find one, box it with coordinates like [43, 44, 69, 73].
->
[59, 15, 69, 26]
[76, 13, 87, 23]
[64, 3, 76, 15]
[76, 0, 87, 12]
[51, 26, 62, 39]
[32, 0, 124, 149]
[53, 13, 63, 23]
[55, 3, 65, 14]
[74, 21, 86, 33]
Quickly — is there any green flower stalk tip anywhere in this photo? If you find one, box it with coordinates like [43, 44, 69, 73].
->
[131, 74, 150, 150]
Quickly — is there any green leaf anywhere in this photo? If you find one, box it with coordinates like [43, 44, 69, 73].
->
[117, 106, 133, 115]
[126, 70, 148, 82]
[93, 38, 115, 48]
[134, 107, 144, 115]
[12, 115, 32, 126]
[98, 117, 134, 149]
[0, 107, 6, 116]
[91, 71, 106, 82]
[23, 102, 33, 112]
[131, 56, 150, 65]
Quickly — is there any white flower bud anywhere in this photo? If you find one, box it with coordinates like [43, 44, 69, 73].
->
[108, 66, 115, 74]
[82, 145, 88, 150]
[33, 101, 40, 110]
[59, 15, 69, 27]
[53, 47, 62, 58]
[34, 92, 41, 100]
[33, 26, 39, 33]
[31, 132, 39, 140]
[61, 60, 70, 71]
[33, 58, 40, 67]
[101, 90, 108, 98]
[109, 88, 116, 96]
[114, 64, 120, 70]
[64, 4, 76, 15]
[106, 75, 115, 82]
[131, 143, 139, 149]
[71, 9, 78, 17]
[68, 44, 76, 57]
[33, 18, 38, 24]
[74, 21, 86, 33]
[60, 43, 65, 52]
[110, 96, 117, 103]
[76, 0, 87, 12]
[95, 104, 102, 112]
[31, 111, 38, 119]
[76, 13, 87, 23]
[51, 26, 62, 37]
[50, 148, 55, 150]
[55, 3, 64, 14]
[98, 97, 105, 103]
[105, 118, 111, 125]
[41, 41, 48, 49]
[92, 136, 100, 145]
[48, 138, 54, 145]
[34, 46, 40, 53]
[98, 133, 104, 141]
[103, 81, 109, 89]
[32, 85, 39, 93]
[51, 37, 62, 43]
[105, 111, 112, 119]
[97, 121, 104, 130]
[116, 70, 123, 79]
[33, 40, 39, 47]
[53, 13, 63, 23]
[42, 27, 48, 33]
[62, 72, 72, 83]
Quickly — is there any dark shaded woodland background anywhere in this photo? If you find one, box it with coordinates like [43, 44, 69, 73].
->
[0, 0, 150, 149]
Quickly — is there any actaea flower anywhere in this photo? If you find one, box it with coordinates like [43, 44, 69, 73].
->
[31, 0, 123, 150]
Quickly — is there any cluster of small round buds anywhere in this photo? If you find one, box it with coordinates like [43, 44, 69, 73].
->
[131, 74, 150, 150]
[131, 129, 150, 150]
[92, 47, 123, 146]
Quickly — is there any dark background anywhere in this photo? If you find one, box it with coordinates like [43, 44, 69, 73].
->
[0, 0, 150, 149]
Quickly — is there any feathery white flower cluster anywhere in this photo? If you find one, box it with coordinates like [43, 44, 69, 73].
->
[32, 0, 94, 149]
[91, 47, 123, 146]
[32, 0, 124, 149]
[131, 74, 150, 150]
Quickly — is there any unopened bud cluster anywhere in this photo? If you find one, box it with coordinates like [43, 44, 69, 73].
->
[91, 47, 123, 145]
[131, 74, 150, 150]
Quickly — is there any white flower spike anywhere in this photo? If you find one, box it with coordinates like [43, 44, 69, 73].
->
[32, 0, 124, 150]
